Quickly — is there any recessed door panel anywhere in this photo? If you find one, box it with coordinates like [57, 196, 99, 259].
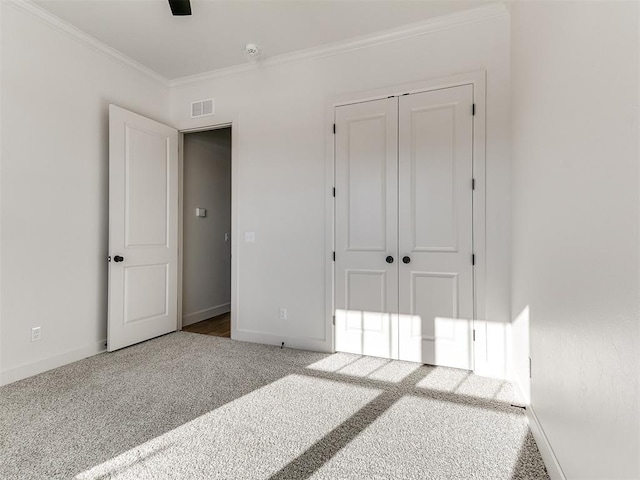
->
[347, 115, 387, 251]
[346, 270, 385, 314]
[412, 273, 457, 339]
[125, 126, 169, 247]
[399, 272, 470, 367]
[336, 270, 394, 358]
[410, 105, 457, 251]
[335, 98, 398, 359]
[124, 264, 169, 324]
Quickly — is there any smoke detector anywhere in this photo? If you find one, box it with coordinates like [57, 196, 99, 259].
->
[244, 43, 261, 62]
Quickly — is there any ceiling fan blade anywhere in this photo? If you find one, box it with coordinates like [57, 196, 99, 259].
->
[168, 0, 191, 16]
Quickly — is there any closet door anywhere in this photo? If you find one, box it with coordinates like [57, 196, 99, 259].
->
[397, 85, 474, 370]
[334, 98, 399, 358]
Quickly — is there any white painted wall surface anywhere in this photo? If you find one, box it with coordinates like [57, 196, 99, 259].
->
[182, 129, 232, 325]
[0, 1, 4, 386]
[171, 8, 511, 376]
[510, 2, 640, 478]
[0, 2, 171, 384]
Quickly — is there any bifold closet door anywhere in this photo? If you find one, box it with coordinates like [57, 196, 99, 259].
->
[397, 85, 474, 370]
[334, 97, 399, 358]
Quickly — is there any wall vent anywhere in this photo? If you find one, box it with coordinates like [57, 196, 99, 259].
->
[191, 99, 215, 118]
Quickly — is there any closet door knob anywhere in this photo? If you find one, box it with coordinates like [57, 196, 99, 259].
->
[113, 255, 124, 263]
[385, 256, 394, 264]
[402, 256, 411, 264]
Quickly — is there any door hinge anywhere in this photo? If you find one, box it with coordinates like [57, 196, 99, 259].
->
[529, 357, 532, 379]
[333, 251, 336, 262]
[472, 254, 475, 266]
[333, 124, 336, 134]
[473, 329, 476, 341]
[472, 178, 475, 190]
[332, 187, 336, 197]
[472, 103, 476, 116]
[332, 315, 336, 325]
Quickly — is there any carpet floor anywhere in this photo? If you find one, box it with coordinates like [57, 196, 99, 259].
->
[0, 332, 549, 479]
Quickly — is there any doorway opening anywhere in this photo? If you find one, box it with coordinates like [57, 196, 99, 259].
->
[180, 127, 232, 338]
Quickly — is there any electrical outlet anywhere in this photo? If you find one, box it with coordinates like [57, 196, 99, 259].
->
[31, 327, 42, 342]
[279, 308, 287, 321]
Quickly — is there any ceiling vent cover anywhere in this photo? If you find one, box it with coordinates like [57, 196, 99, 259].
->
[191, 99, 215, 118]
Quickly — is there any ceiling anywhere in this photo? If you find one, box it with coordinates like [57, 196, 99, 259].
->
[33, 0, 494, 80]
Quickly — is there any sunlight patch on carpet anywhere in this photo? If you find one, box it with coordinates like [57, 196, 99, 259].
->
[306, 353, 420, 383]
[76, 374, 380, 480]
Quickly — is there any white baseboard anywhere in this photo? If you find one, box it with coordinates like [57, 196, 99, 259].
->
[182, 303, 231, 327]
[232, 328, 332, 353]
[0, 339, 106, 386]
[526, 404, 567, 480]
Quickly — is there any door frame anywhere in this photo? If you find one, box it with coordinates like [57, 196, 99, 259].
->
[177, 121, 238, 337]
[325, 71, 487, 368]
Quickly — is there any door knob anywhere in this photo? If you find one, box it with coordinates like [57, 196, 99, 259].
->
[113, 255, 124, 263]
[385, 256, 394, 264]
[402, 256, 411, 264]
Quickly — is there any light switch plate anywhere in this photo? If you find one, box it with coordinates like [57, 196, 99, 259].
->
[196, 208, 207, 217]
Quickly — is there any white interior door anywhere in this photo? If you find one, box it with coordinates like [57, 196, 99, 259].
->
[108, 105, 179, 351]
[397, 85, 474, 369]
[334, 98, 398, 358]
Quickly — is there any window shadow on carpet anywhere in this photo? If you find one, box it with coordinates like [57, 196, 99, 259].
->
[268, 363, 534, 480]
[267, 367, 431, 480]
[1, 333, 547, 479]
[0, 333, 329, 479]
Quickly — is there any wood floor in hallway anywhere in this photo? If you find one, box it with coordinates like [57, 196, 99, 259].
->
[183, 312, 230, 338]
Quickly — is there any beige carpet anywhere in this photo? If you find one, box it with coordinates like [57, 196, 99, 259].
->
[0, 332, 549, 479]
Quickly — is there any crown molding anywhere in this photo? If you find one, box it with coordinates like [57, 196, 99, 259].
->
[3, 0, 508, 90]
[3, 0, 170, 88]
[170, 2, 508, 88]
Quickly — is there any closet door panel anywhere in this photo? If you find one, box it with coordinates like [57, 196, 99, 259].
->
[334, 98, 398, 359]
[398, 85, 474, 370]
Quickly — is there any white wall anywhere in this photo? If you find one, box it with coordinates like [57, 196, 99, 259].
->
[171, 7, 512, 376]
[182, 129, 232, 325]
[510, 2, 640, 478]
[0, 2, 512, 383]
[0, 2, 171, 384]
